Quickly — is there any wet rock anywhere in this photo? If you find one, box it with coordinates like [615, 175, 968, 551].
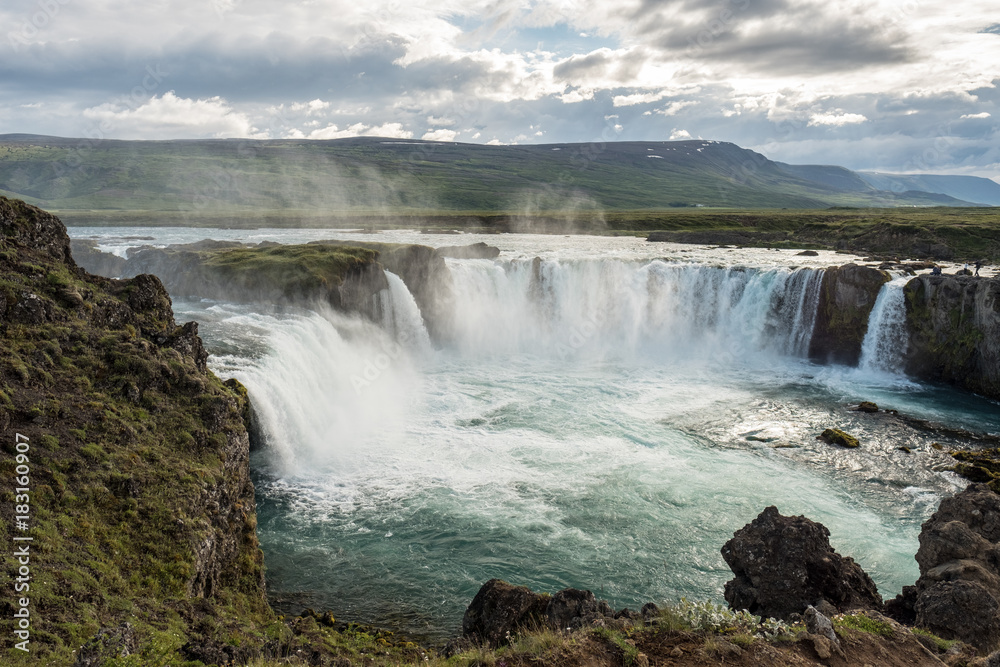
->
[74, 623, 138, 666]
[796, 250, 820, 256]
[856, 401, 879, 413]
[721, 506, 882, 619]
[462, 579, 548, 647]
[819, 428, 861, 448]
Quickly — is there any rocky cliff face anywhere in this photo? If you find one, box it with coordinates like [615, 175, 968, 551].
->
[71, 238, 460, 340]
[887, 483, 1000, 653]
[0, 197, 273, 664]
[808, 263, 890, 366]
[903, 274, 1000, 399]
[119, 241, 389, 318]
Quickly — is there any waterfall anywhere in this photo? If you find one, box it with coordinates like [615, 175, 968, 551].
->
[380, 271, 432, 353]
[859, 277, 910, 373]
[444, 258, 825, 360]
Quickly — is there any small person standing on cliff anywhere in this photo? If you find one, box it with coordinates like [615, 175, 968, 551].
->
[975, 260, 983, 276]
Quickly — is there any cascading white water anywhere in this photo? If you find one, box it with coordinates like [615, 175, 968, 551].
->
[445, 259, 825, 359]
[165, 247, 993, 644]
[380, 271, 432, 354]
[224, 305, 423, 475]
[859, 277, 911, 374]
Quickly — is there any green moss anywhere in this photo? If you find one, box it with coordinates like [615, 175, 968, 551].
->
[911, 628, 959, 652]
[834, 614, 894, 637]
[1, 197, 274, 665]
[202, 244, 379, 295]
[591, 627, 642, 666]
[820, 428, 860, 448]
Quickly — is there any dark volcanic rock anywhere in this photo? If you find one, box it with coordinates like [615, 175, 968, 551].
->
[903, 274, 1000, 400]
[436, 242, 501, 259]
[808, 263, 890, 366]
[721, 506, 882, 619]
[462, 580, 623, 647]
[545, 588, 614, 631]
[0, 196, 73, 264]
[462, 579, 549, 646]
[892, 483, 1000, 652]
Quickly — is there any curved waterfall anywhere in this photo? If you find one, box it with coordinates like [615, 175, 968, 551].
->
[186, 254, 976, 642]
[444, 259, 825, 359]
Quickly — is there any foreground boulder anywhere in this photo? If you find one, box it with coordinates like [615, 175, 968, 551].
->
[721, 506, 883, 619]
[545, 588, 615, 631]
[462, 579, 549, 646]
[462, 580, 628, 647]
[887, 483, 1000, 652]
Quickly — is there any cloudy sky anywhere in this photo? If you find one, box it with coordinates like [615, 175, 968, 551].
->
[2, 0, 998, 177]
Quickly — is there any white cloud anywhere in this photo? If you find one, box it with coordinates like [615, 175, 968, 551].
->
[1, 0, 999, 177]
[81, 92, 262, 139]
[421, 128, 458, 141]
[612, 91, 667, 107]
[290, 99, 331, 115]
[808, 112, 869, 127]
[655, 101, 696, 117]
[669, 129, 692, 140]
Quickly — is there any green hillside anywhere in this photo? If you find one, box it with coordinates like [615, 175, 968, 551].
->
[0, 135, 982, 227]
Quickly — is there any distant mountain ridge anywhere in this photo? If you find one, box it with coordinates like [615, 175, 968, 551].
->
[856, 172, 1000, 206]
[0, 134, 992, 221]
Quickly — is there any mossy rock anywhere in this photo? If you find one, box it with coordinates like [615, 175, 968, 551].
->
[856, 401, 879, 413]
[819, 428, 861, 448]
[951, 450, 1000, 486]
